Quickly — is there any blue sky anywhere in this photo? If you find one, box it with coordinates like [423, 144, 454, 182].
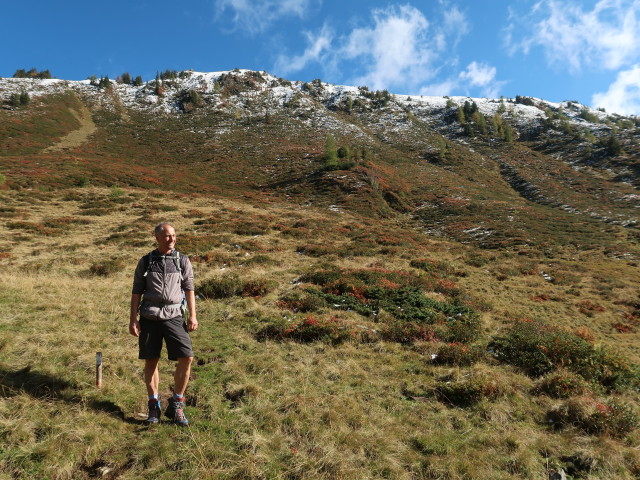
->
[2, 0, 640, 115]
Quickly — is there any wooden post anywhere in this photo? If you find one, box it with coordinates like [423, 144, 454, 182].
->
[96, 352, 103, 389]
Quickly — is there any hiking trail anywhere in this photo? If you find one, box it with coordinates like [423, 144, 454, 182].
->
[44, 99, 96, 152]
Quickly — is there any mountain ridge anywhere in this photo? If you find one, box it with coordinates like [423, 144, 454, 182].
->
[0, 68, 638, 253]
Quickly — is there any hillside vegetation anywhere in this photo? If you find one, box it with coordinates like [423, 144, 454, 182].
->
[0, 70, 639, 479]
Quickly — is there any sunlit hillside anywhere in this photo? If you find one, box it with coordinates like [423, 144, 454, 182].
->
[1, 70, 639, 479]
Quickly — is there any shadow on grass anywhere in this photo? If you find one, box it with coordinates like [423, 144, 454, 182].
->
[0, 365, 140, 425]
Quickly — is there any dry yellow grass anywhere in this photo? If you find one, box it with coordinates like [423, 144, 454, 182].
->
[1, 187, 639, 479]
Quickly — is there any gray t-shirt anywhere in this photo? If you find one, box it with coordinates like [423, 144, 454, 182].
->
[132, 249, 194, 320]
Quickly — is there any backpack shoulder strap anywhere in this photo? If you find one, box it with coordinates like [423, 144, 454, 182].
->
[142, 251, 155, 277]
[174, 251, 184, 281]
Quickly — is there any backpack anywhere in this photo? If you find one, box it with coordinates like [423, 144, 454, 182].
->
[142, 250, 187, 317]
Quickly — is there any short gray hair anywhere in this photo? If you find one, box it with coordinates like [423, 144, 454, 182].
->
[154, 222, 174, 236]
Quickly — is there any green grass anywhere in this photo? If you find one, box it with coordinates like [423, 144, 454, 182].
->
[0, 76, 638, 477]
[0, 187, 639, 479]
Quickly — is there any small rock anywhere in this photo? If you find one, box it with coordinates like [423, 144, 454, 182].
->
[97, 466, 112, 476]
[549, 469, 567, 480]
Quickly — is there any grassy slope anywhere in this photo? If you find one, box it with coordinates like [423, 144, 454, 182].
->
[0, 84, 639, 478]
[1, 187, 639, 480]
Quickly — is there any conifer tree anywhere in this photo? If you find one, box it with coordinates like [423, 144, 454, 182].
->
[188, 89, 203, 107]
[337, 146, 350, 159]
[605, 135, 622, 156]
[504, 124, 513, 142]
[324, 135, 339, 169]
[98, 76, 111, 89]
[119, 72, 132, 84]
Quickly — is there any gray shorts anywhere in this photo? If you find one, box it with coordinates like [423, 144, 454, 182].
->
[139, 316, 194, 361]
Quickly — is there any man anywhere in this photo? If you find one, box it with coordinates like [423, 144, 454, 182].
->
[129, 222, 198, 426]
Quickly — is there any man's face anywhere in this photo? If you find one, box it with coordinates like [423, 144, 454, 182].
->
[155, 226, 176, 253]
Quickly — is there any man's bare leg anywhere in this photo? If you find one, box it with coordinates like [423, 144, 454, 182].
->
[144, 358, 160, 396]
[174, 356, 193, 395]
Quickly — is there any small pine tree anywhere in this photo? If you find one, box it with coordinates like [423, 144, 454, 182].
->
[504, 124, 513, 142]
[19, 91, 30, 105]
[324, 136, 339, 169]
[456, 107, 466, 124]
[188, 89, 203, 107]
[337, 146, 350, 159]
[98, 76, 111, 89]
[154, 73, 164, 96]
[133, 75, 143, 86]
[119, 72, 132, 84]
[471, 111, 488, 136]
[9, 93, 21, 107]
[605, 135, 622, 156]
[13, 68, 51, 79]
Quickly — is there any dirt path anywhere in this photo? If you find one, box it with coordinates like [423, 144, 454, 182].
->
[44, 101, 96, 152]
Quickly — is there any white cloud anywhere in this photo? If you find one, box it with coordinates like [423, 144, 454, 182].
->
[343, 5, 433, 90]
[592, 64, 640, 115]
[507, 0, 640, 72]
[460, 62, 495, 87]
[419, 61, 505, 98]
[275, 24, 334, 74]
[215, 0, 316, 34]
[273, 3, 505, 98]
[419, 79, 458, 96]
[276, 4, 472, 93]
[442, 5, 469, 48]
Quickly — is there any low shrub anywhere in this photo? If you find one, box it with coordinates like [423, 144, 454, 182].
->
[241, 278, 276, 297]
[243, 254, 278, 266]
[178, 233, 223, 254]
[198, 275, 274, 299]
[296, 244, 333, 257]
[489, 319, 638, 391]
[380, 321, 438, 344]
[42, 217, 91, 228]
[88, 259, 125, 276]
[301, 266, 481, 343]
[79, 207, 110, 216]
[410, 258, 456, 275]
[547, 397, 639, 437]
[233, 221, 270, 236]
[198, 275, 244, 299]
[278, 290, 327, 312]
[257, 315, 359, 345]
[433, 342, 485, 366]
[533, 369, 594, 398]
[434, 373, 504, 407]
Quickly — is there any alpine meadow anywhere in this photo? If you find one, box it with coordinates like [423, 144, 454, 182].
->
[1, 69, 640, 479]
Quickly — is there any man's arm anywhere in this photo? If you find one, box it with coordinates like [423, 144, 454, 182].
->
[185, 290, 198, 332]
[129, 293, 142, 336]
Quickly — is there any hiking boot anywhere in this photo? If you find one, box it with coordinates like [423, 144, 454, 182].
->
[165, 397, 189, 426]
[146, 399, 161, 424]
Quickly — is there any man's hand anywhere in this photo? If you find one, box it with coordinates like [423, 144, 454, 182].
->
[129, 318, 140, 337]
[187, 316, 198, 332]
